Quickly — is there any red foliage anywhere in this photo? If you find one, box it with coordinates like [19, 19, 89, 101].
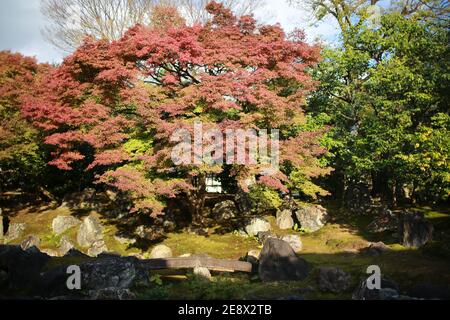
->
[23, 2, 327, 217]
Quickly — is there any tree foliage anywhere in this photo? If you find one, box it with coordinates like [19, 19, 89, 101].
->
[307, 8, 450, 203]
[25, 2, 330, 222]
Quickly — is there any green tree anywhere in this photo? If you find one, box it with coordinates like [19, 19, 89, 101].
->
[307, 10, 449, 204]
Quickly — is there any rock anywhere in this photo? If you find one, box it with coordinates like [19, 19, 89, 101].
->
[398, 212, 433, 248]
[258, 238, 310, 282]
[367, 209, 398, 233]
[280, 235, 303, 252]
[361, 242, 391, 256]
[276, 209, 294, 230]
[64, 248, 89, 258]
[295, 205, 328, 232]
[59, 236, 75, 256]
[52, 215, 81, 235]
[245, 218, 271, 237]
[193, 267, 212, 281]
[212, 200, 237, 221]
[114, 234, 136, 245]
[179, 253, 192, 258]
[246, 250, 261, 262]
[256, 231, 277, 244]
[88, 288, 136, 300]
[78, 256, 138, 291]
[20, 235, 40, 250]
[0, 245, 51, 296]
[87, 240, 108, 257]
[41, 249, 60, 257]
[352, 277, 400, 300]
[4, 223, 26, 242]
[150, 245, 172, 258]
[317, 267, 352, 293]
[77, 216, 103, 248]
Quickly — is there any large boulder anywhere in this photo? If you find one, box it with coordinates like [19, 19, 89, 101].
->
[352, 277, 400, 300]
[276, 210, 294, 230]
[88, 288, 136, 300]
[4, 223, 26, 242]
[0, 245, 51, 297]
[59, 236, 75, 256]
[317, 267, 352, 293]
[258, 238, 310, 282]
[256, 231, 277, 244]
[295, 205, 328, 232]
[398, 212, 433, 248]
[245, 218, 271, 237]
[150, 245, 172, 258]
[87, 240, 108, 257]
[52, 215, 81, 235]
[212, 200, 237, 221]
[77, 216, 104, 248]
[20, 235, 40, 251]
[280, 234, 303, 252]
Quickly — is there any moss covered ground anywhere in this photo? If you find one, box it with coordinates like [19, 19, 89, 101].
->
[4, 203, 450, 299]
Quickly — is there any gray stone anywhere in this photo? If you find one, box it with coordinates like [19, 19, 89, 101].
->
[256, 231, 277, 244]
[88, 288, 136, 300]
[20, 235, 40, 251]
[79, 257, 137, 290]
[212, 200, 237, 221]
[352, 277, 400, 300]
[87, 240, 108, 257]
[41, 249, 60, 257]
[52, 215, 81, 235]
[281, 235, 303, 252]
[317, 267, 352, 293]
[59, 236, 75, 256]
[77, 216, 103, 248]
[295, 205, 328, 232]
[4, 223, 26, 242]
[150, 245, 172, 258]
[276, 210, 294, 230]
[245, 218, 271, 237]
[361, 242, 391, 256]
[114, 234, 136, 245]
[258, 238, 310, 282]
[193, 266, 212, 281]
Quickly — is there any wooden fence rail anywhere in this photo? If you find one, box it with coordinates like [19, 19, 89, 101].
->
[139, 257, 253, 273]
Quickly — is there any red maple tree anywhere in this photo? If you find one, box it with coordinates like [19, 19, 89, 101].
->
[23, 2, 329, 224]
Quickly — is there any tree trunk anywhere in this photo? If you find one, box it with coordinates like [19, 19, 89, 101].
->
[188, 174, 207, 226]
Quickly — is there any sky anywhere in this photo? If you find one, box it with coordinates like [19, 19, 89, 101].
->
[0, 0, 341, 64]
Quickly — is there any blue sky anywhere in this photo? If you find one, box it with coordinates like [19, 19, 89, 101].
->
[0, 0, 340, 64]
